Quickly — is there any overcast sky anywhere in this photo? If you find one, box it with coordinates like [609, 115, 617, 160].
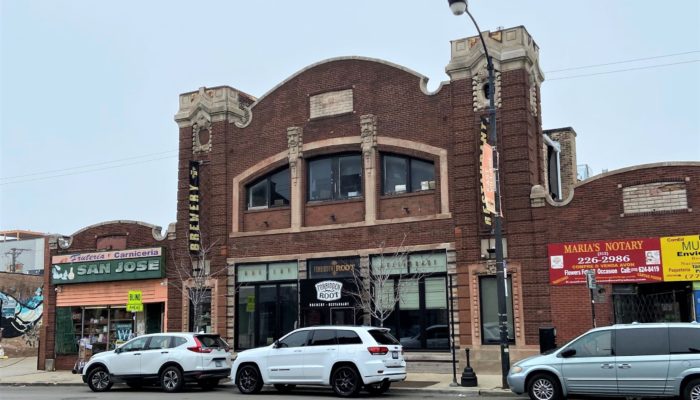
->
[1, 0, 699, 235]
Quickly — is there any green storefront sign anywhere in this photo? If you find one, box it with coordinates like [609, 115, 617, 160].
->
[51, 256, 165, 284]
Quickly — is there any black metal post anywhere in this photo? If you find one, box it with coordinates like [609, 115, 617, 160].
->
[449, 275, 458, 386]
[460, 348, 478, 386]
[590, 287, 597, 328]
[464, 8, 511, 389]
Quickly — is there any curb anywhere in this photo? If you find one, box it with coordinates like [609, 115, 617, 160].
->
[0, 381, 521, 396]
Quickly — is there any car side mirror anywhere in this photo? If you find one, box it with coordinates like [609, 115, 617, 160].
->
[114, 347, 122, 354]
[560, 348, 576, 358]
[272, 340, 280, 349]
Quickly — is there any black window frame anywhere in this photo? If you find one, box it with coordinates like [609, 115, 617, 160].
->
[479, 275, 516, 345]
[246, 166, 291, 209]
[381, 153, 435, 195]
[307, 153, 363, 202]
[234, 264, 299, 351]
[371, 251, 449, 352]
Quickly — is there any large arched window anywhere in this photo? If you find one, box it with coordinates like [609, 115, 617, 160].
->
[246, 167, 290, 209]
[308, 153, 362, 201]
[382, 154, 435, 195]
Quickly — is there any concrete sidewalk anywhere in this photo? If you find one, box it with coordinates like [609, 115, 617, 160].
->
[0, 357, 517, 396]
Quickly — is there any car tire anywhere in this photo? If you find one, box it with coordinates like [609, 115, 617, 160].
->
[199, 378, 220, 391]
[365, 380, 391, 395]
[87, 366, 113, 392]
[683, 377, 700, 400]
[160, 365, 184, 393]
[331, 365, 362, 397]
[274, 384, 296, 392]
[527, 373, 562, 400]
[236, 365, 263, 394]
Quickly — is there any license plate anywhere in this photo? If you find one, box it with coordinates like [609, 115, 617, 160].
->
[215, 360, 222, 367]
[392, 351, 398, 359]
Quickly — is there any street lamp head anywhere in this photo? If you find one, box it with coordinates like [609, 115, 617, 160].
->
[448, 0, 467, 15]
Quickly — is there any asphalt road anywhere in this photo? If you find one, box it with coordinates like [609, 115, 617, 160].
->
[0, 385, 522, 400]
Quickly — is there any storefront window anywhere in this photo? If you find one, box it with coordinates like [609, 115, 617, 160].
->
[189, 288, 212, 333]
[109, 307, 134, 349]
[370, 251, 449, 351]
[236, 262, 299, 350]
[479, 276, 515, 344]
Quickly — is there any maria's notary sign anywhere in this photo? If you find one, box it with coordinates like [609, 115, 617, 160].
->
[549, 238, 662, 285]
[51, 247, 165, 284]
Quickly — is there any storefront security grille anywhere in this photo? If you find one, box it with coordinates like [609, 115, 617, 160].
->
[613, 290, 683, 324]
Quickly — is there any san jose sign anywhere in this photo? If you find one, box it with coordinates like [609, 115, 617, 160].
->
[51, 247, 165, 284]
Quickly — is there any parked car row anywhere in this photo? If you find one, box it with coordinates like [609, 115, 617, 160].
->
[80, 326, 406, 397]
[79, 322, 700, 399]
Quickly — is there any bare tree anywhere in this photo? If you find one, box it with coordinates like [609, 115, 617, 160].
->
[346, 234, 428, 327]
[169, 238, 229, 333]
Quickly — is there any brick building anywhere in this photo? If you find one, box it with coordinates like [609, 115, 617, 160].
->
[40, 221, 174, 370]
[171, 25, 699, 371]
[40, 26, 699, 372]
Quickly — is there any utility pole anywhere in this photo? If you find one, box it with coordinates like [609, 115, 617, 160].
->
[5, 248, 31, 273]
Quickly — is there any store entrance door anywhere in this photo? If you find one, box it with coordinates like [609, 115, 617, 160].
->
[330, 308, 355, 325]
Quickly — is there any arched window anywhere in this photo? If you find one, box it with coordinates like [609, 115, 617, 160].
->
[247, 167, 290, 209]
[382, 154, 435, 195]
[308, 153, 362, 201]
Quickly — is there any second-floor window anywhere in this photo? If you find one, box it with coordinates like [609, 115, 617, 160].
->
[382, 154, 435, 195]
[308, 154, 362, 201]
[247, 167, 290, 209]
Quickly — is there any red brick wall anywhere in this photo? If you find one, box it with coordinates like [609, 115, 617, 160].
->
[243, 207, 291, 231]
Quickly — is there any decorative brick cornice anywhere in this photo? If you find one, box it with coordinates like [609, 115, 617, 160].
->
[446, 26, 544, 84]
[174, 86, 251, 129]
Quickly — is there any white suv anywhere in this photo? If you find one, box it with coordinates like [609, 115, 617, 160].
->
[81, 333, 232, 393]
[231, 326, 406, 397]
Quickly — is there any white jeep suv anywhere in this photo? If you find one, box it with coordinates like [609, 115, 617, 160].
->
[231, 326, 406, 397]
[81, 333, 231, 393]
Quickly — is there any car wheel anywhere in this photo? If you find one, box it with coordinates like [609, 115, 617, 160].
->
[236, 365, 263, 394]
[331, 365, 362, 397]
[365, 380, 391, 395]
[527, 373, 562, 400]
[684, 378, 700, 400]
[126, 380, 143, 389]
[273, 384, 296, 392]
[199, 378, 220, 391]
[87, 366, 113, 392]
[160, 366, 184, 393]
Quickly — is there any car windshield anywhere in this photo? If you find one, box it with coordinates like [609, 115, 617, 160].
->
[368, 329, 399, 345]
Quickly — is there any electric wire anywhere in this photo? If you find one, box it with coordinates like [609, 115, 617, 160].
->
[547, 60, 699, 81]
[545, 50, 700, 73]
[0, 155, 177, 185]
[0, 149, 178, 180]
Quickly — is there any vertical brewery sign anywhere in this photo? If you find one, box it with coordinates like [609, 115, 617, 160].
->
[189, 161, 201, 254]
[479, 117, 496, 226]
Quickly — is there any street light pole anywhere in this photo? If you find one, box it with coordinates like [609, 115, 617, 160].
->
[448, 0, 510, 389]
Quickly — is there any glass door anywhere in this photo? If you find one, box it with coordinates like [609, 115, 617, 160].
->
[330, 308, 355, 325]
[479, 275, 515, 344]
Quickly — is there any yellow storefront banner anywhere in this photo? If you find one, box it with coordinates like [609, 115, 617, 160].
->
[661, 235, 700, 281]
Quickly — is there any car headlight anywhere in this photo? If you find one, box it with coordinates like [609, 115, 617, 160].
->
[510, 365, 523, 374]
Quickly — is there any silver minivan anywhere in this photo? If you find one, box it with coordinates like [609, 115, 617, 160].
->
[507, 323, 700, 400]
